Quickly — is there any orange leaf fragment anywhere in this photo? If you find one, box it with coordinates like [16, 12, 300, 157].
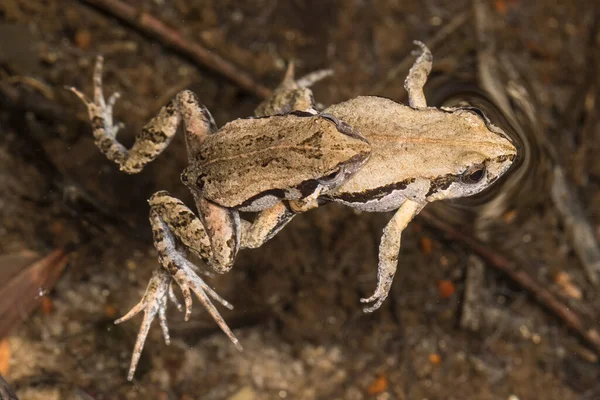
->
[41, 297, 54, 315]
[437, 280, 455, 299]
[420, 236, 433, 254]
[105, 304, 118, 319]
[0, 339, 10, 375]
[429, 353, 441, 365]
[503, 209, 518, 224]
[367, 373, 388, 395]
[554, 271, 583, 300]
[495, 0, 508, 15]
[74, 29, 91, 50]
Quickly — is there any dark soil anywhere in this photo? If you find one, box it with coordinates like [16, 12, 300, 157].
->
[1, 1, 599, 399]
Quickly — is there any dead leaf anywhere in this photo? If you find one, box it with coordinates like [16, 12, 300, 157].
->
[0, 249, 69, 340]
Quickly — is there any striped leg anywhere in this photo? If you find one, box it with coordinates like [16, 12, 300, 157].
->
[404, 41, 432, 109]
[114, 192, 299, 380]
[68, 56, 216, 173]
[115, 199, 241, 381]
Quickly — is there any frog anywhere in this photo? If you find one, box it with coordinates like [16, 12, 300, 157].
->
[320, 41, 517, 312]
[67, 58, 370, 380]
[68, 40, 517, 381]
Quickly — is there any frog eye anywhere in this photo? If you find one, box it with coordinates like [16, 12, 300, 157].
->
[461, 164, 486, 184]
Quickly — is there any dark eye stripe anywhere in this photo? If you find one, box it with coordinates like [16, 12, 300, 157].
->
[457, 106, 491, 124]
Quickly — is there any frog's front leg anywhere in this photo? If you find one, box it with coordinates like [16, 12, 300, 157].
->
[404, 41, 433, 109]
[361, 199, 425, 313]
[241, 202, 297, 249]
[68, 56, 215, 173]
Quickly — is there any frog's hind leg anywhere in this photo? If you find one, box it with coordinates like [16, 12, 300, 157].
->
[254, 62, 333, 116]
[148, 192, 240, 321]
[404, 40, 433, 109]
[115, 191, 242, 380]
[115, 193, 302, 380]
[68, 56, 216, 173]
[114, 266, 172, 381]
[115, 193, 302, 379]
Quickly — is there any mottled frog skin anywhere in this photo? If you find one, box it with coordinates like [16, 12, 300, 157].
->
[185, 112, 369, 211]
[324, 97, 515, 210]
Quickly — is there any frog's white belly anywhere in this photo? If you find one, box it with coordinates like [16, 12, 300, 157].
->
[234, 185, 313, 212]
[334, 190, 408, 212]
[237, 193, 281, 212]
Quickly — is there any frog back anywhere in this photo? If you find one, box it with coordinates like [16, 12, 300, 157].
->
[191, 112, 370, 209]
[323, 96, 516, 207]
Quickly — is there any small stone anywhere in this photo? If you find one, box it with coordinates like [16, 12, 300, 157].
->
[74, 29, 91, 50]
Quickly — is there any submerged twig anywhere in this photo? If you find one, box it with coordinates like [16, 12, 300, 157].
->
[420, 209, 600, 357]
[0, 374, 19, 400]
[77, 0, 272, 99]
[460, 255, 486, 331]
[552, 11, 600, 284]
[551, 166, 600, 285]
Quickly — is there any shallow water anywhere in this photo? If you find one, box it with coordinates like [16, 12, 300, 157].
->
[426, 79, 550, 231]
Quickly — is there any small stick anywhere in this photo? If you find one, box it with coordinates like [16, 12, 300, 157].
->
[0, 374, 19, 400]
[420, 209, 600, 356]
[460, 255, 486, 332]
[77, 0, 272, 99]
[551, 166, 600, 286]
